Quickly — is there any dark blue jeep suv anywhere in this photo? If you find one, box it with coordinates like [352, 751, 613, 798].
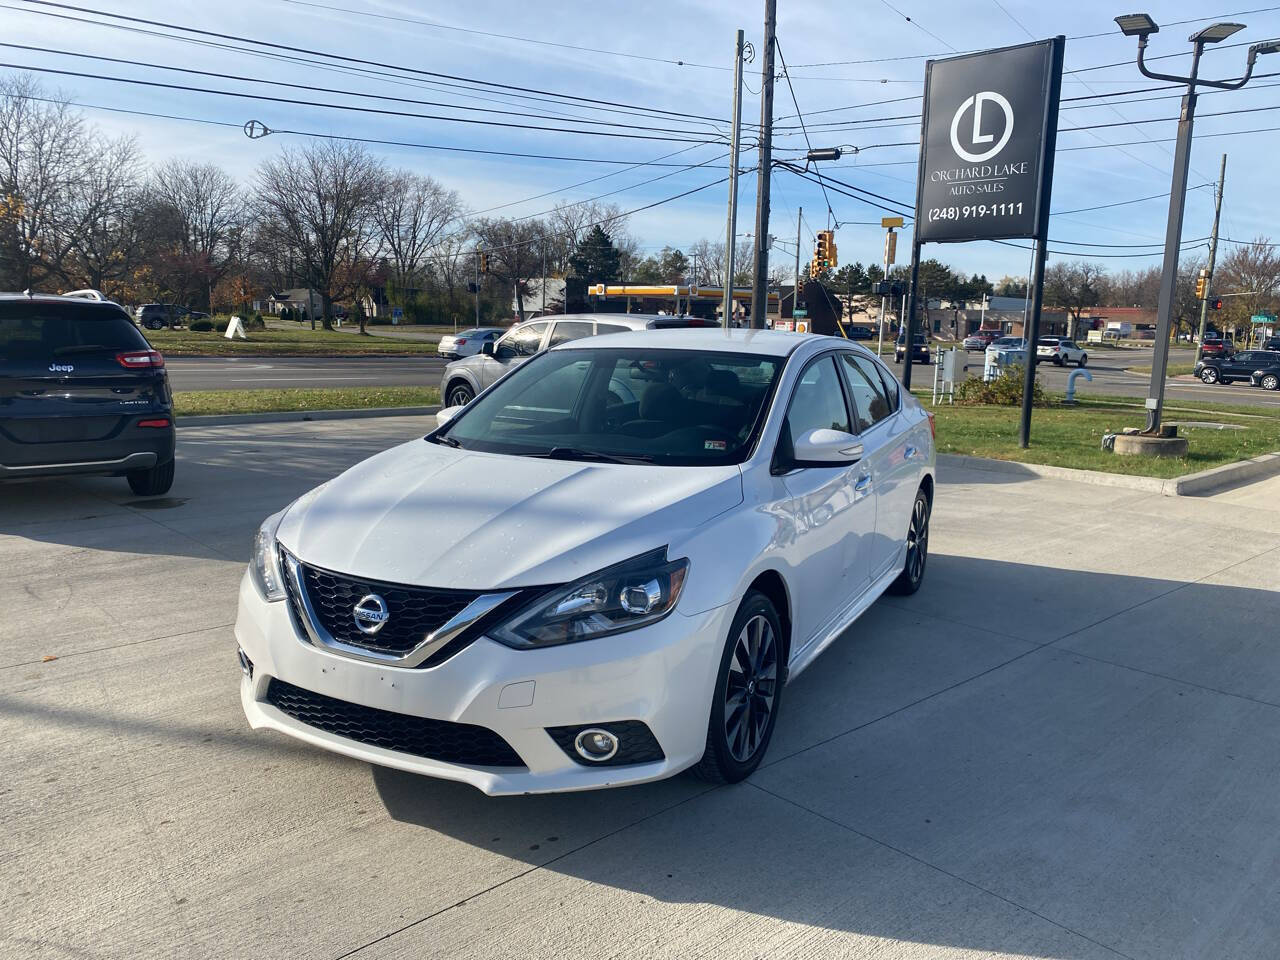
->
[1, 292, 175, 495]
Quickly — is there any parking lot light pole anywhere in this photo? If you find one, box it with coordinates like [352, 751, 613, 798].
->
[1114, 13, 1276, 434]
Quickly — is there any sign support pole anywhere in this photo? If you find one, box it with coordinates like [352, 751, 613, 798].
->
[902, 241, 922, 390]
[1194, 153, 1227, 365]
[722, 28, 745, 329]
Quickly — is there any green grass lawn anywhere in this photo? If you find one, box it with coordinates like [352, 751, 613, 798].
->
[174, 386, 440, 417]
[923, 393, 1280, 478]
[1125, 363, 1195, 378]
[145, 327, 445, 356]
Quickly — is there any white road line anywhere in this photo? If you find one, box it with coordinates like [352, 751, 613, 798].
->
[225, 376, 384, 382]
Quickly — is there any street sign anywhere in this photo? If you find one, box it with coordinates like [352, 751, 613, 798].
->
[915, 38, 1064, 243]
[884, 231, 897, 266]
[880, 217, 904, 229]
[1251, 314, 1276, 324]
[392, 306, 403, 326]
[793, 309, 808, 318]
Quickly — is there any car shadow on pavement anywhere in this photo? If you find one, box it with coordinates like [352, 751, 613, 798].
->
[366, 555, 1280, 958]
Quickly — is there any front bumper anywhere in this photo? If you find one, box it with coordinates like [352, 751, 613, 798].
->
[234, 571, 731, 795]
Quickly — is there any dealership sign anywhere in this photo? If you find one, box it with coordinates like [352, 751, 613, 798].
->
[915, 39, 1064, 243]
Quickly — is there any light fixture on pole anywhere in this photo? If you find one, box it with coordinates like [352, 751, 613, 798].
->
[1113, 12, 1277, 435]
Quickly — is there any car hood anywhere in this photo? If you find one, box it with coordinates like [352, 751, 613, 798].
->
[276, 440, 744, 589]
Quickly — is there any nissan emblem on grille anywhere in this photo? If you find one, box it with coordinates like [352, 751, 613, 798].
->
[352, 594, 390, 634]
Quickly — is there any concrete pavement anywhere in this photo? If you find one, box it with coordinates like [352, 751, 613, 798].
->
[166, 356, 447, 392]
[3, 416, 1279, 959]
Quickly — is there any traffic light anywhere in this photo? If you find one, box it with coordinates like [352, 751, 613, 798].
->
[479, 250, 489, 273]
[1195, 267, 1208, 300]
[828, 235, 838, 270]
[1209, 296, 1224, 310]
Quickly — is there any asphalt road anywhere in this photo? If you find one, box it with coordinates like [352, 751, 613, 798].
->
[4, 415, 1280, 958]
[166, 356, 448, 391]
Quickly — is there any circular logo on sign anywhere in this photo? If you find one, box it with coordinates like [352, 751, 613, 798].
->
[949, 91, 1014, 164]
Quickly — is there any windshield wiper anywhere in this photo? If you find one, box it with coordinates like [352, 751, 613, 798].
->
[544, 447, 652, 464]
[428, 434, 461, 448]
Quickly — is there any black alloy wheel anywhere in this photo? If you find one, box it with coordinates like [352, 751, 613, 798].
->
[888, 488, 931, 596]
[693, 591, 783, 783]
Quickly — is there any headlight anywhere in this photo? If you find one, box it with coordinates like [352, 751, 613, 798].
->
[491, 548, 689, 649]
[250, 510, 287, 602]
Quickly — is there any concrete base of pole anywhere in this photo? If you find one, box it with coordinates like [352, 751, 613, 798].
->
[1113, 433, 1190, 458]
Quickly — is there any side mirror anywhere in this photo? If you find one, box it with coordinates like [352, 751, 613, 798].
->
[792, 429, 863, 467]
[435, 405, 463, 427]
[481, 341, 495, 356]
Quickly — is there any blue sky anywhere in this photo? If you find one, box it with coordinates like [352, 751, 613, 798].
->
[5, 0, 1278, 281]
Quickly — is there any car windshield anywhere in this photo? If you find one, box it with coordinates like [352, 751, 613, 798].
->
[435, 347, 784, 466]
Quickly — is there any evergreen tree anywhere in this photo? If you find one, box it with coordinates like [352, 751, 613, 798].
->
[568, 225, 622, 283]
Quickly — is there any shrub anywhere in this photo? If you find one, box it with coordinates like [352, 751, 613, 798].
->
[955, 367, 1047, 406]
[244, 314, 266, 330]
[189, 318, 214, 332]
[214, 319, 229, 333]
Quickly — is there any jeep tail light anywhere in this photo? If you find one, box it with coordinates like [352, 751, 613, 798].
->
[136, 418, 171, 428]
[117, 350, 165, 369]
[455, 338, 467, 346]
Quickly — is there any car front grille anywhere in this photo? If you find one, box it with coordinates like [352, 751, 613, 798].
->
[266, 678, 525, 768]
[285, 558, 482, 659]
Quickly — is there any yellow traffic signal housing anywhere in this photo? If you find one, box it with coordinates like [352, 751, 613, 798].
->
[479, 250, 489, 274]
[1194, 267, 1208, 300]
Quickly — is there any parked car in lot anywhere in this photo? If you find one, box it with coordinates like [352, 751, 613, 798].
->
[437, 327, 504, 360]
[963, 330, 1000, 351]
[236, 330, 935, 794]
[135, 303, 193, 330]
[1, 292, 175, 494]
[439, 313, 718, 408]
[1036, 336, 1088, 367]
[986, 336, 1030, 368]
[1262, 336, 1280, 352]
[894, 333, 930, 364]
[846, 325, 874, 340]
[1200, 336, 1234, 358]
[1194, 350, 1280, 385]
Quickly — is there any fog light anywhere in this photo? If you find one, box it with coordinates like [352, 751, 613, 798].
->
[573, 728, 618, 762]
[237, 647, 254, 679]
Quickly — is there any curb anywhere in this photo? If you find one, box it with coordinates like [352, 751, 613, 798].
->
[177, 406, 441, 428]
[163, 353, 443, 360]
[938, 451, 1280, 497]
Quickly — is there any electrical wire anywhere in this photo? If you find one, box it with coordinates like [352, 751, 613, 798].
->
[0, 61, 724, 144]
[12, 0, 730, 124]
[875, 0, 960, 53]
[775, 38, 837, 227]
[276, 0, 729, 71]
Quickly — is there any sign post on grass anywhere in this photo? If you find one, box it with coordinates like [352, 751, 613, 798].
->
[904, 36, 1065, 447]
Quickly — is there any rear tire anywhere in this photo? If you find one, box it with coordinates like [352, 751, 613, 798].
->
[1078, 354, 1088, 367]
[692, 591, 783, 784]
[888, 488, 931, 596]
[126, 459, 174, 496]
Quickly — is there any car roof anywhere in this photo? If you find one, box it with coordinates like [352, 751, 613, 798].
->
[0, 292, 126, 309]
[517, 313, 709, 330]
[548, 327, 819, 357]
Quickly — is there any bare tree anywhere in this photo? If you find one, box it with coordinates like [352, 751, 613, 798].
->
[372, 170, 460, 297]
[0, 74, 88, 290]
[546, 200, 630, 275]
[254, 141, 383, 329]
[429, 229, 475, 323]
[62, 135, 144, 297]
[1216, 237, 1280, 340]
[149, 159, 244, 309]
[473, 217, 547, 322]
[1044, 261, 1105, 339]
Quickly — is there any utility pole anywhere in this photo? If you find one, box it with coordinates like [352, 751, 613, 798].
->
[1194, 153, 1227, 364]
[474, 249, 480, 328]
[793, 206, 802, 319]
[540, 242, 547, 315]
[749, 0, 776, 329]
[722, 28, 746, 328]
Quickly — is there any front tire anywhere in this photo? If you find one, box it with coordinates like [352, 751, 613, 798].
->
[888, 488, 931, 596]
[692, 591, 783, 784]
[126, 459, 175, 496]
[1200, 367, 1219, 384]
[446, 381, 475, 406]
[1262, 373, 1279, 391]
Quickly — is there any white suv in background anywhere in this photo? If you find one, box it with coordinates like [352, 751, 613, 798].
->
[1036, 337, 1088, 366]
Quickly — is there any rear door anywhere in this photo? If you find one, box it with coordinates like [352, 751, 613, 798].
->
[0, 301, 168, 464]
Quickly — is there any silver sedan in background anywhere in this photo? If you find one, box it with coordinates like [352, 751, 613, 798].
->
[437, 327, 505, 360]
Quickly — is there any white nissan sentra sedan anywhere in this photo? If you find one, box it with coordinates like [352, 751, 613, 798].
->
[235, 330, 935, 794]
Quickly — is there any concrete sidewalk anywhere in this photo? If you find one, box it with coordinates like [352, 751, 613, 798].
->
[3, 417, 1278, 959]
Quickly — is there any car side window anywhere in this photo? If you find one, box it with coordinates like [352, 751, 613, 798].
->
[595, 322, 630, 335]
[498, 321, 548, 358]
[547, 320, 593, 347]
[783, 357, 852, 443]
[839, 354, 893, 433]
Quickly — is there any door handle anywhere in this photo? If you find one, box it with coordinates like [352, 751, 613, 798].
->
[854, 474, 873, 493]
[904, 445, 918, 460]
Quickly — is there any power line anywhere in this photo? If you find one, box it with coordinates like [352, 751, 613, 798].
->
[276, 0, 728, 71]
[0, 42, 726, 138]
[1052, 184, 1213, 215]
[775, 38, 836, 226]
[876, 0, 960, 52]
[0, 61, 724, 144]
[13, 0, 730, 124]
